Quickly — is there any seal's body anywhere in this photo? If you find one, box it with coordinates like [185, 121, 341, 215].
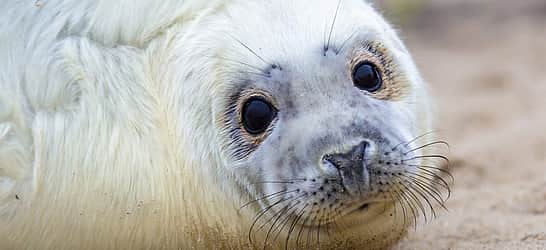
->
[0, 0, 445, 249]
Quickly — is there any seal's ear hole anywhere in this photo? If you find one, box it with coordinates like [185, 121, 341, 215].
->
[241, 97, 277, 135]
[352, 61, 382, 92]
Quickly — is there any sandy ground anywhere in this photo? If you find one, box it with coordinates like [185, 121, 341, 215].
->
[379, 0, 546, 249]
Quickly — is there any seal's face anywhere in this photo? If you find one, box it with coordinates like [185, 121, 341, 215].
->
[207, 0, 448, 247]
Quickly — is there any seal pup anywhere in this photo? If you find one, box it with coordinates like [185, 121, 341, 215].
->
[0, 0, 450, 249]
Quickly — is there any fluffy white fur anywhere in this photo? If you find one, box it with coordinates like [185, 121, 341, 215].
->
[0, 0, 432, 249]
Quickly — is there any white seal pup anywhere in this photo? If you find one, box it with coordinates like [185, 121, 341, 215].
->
[0, 0, 450, 249]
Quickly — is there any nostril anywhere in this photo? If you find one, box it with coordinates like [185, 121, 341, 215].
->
[322, 154, 340, 169]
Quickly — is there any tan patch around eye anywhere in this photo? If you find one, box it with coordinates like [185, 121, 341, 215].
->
[349, 41, 410, 101]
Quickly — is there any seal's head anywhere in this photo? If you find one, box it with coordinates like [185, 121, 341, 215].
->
[0, 0, 452, 249]
[0, 0, 451, 249]
[169, 0, 450, 248]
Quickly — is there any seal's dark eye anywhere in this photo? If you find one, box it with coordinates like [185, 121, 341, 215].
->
[242, 97, 276, 134]
[352, 62, 382, 92]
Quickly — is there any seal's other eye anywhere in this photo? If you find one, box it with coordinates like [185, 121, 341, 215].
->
[352, 62, 382, 92]
[242, 97, 276, 134]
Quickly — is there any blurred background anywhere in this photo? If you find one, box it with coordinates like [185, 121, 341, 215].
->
[374, 0, 546, 249]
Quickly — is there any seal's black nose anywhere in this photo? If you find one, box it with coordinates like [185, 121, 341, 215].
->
[322, 141, 370, 195]
[323, 141, 369, 170]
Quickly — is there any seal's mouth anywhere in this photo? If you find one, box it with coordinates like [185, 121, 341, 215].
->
[295, 201, 386, 229]
[346, 201, 377, 216]
[357, 203, 370, 211]
[295, 202, 377, 229]
[340, 203, 370, 218]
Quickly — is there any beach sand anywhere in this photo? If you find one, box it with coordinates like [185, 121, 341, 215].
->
[381, 0, 546, 249]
